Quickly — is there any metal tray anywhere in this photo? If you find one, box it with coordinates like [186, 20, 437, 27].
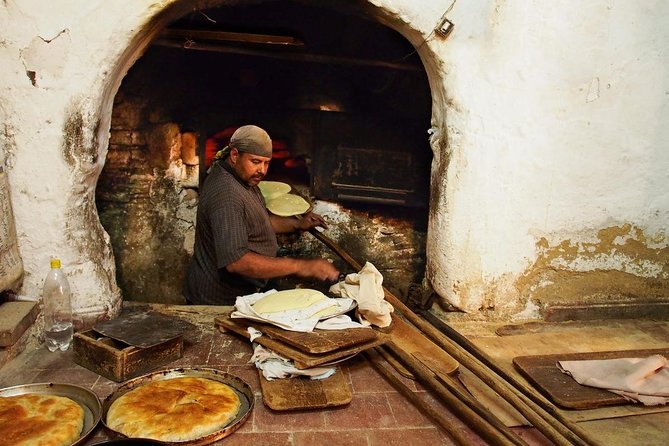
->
[101, 368, 254, 445]
[92, 312, 194, 348]
[0, 382, 102, 445]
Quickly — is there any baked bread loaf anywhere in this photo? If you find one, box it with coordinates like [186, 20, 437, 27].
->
[0, 393, 84, 446]
[107, 376, 240, 442]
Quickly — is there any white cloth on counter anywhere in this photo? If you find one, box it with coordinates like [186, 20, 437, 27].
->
[231, 289, 355, 333]
[558, 354, 669, 405]
[329, 261, 393, 328]
[250, 343, 336, 381]
[315, 314, 365, 330]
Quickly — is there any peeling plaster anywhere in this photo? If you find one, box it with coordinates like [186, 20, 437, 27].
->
[517, 224, 669, 309]
[20, 30, 71, 88]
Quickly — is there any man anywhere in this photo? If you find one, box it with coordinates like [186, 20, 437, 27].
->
[184, 125, 340, 305]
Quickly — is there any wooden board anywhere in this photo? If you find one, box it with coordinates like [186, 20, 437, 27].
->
[259, 369, 352, 411]
[0, 302, 39, 347]
[513, 347, 669, 410]
[261, 323, 378, 354]
[215, 313, 388, 369]
[388, 314, 459, 375]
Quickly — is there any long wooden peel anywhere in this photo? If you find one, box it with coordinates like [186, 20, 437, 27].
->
[421, 310, 602, 445]
[365, 349, 469, 446]
[384, 344, 529, 446]
[309, 228, 597, 446]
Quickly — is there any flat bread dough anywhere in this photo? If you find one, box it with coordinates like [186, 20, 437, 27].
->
[252, 288, 327, 314]
[266, 193, 310, 216]
[258, 181, 292, 202]
[107, 377, 241, 442]
[0, 393, 84, 446]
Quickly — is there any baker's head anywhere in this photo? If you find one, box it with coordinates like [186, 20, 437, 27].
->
[229, 125, 272, 158]
[227, 125, 272, 187]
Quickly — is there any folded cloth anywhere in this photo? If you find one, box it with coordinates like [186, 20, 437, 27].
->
[250, 343, 336, 381]
[329, 262, 393, 328]
[557, 355, 669, 405]
[315, 314, 366, 330]
[232, 289, 354, 333]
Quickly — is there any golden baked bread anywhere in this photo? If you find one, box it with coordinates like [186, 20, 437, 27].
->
[0, 393, 84, 446]
[107, 376, 241, 442]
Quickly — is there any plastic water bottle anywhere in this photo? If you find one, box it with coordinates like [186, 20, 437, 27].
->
[42, 258, 73, 352]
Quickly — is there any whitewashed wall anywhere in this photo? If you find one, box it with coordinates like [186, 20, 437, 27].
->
[429, 1, 669, 314]
[0, 0, 667, 321]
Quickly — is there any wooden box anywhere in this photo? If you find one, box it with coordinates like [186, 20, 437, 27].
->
[72, 329, 183, 382]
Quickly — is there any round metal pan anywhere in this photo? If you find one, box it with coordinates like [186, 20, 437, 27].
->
[0, 382, 102, 445]
[101, 368, 253, 446]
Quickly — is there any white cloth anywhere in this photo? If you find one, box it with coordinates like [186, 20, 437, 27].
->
[315, 314, 366, 330]
[231, 289, 354, 333]
[329, 262, 393, 328]
[250, 344, 336, 381]
[558, 355, 669, 405]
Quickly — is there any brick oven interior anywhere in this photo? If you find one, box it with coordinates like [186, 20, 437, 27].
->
[95, 1, 434, 305]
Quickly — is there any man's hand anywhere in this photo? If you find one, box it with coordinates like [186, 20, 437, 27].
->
[297, 212, 328, 230]
[296, 259, 340, 282]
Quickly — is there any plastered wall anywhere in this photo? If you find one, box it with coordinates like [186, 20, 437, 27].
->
[0, 0, 667, 322]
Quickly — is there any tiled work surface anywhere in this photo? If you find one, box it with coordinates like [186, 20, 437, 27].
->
[3, 303, 667, 445]
[0, 304, 551, 446]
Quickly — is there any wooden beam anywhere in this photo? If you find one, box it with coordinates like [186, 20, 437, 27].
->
[162, 28, 304, 46]
[153, 37, 422, 72]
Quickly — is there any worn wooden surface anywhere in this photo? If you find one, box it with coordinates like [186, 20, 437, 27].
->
[258, 369, 352, 411]
[214, 313, 388, 369]
[388, 314, 459, 375]
[261, 323, 378, 354]
[71, 329, 184, 382]
[0, 302, 39, 347]
[513, 347, 669, 410]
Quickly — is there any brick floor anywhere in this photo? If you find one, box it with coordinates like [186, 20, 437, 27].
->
[0, 306, 519, 446]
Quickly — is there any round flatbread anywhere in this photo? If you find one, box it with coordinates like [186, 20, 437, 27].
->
[252, 288, 328, 314]
[258, 181, 291, 202]
[0, 393, 84, 446]
[266, 193, 310, 216]
[107, 377, 240, 442]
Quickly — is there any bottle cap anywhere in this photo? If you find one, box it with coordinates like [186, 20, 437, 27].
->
[50, 259, 61, 269]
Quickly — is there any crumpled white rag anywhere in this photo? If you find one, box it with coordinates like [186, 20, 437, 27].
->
[232, 289, 354, 332]
[558, 354, 669, 405]
[250, 343, 336, 381]
[329, 261, 393, 328]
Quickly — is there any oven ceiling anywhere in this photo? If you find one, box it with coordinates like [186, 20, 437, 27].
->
[155, 0, 422, 72]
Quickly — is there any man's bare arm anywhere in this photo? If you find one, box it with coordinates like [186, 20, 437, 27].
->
[226, 251, 339, 282]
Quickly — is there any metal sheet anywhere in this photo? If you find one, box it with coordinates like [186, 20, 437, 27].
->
[101, 367, 254, 446]
[92, 312, 194, 348]
[0, 382, 102, 446]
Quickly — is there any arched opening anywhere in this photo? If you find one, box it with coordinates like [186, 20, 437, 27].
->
[95, 0, 434, 304]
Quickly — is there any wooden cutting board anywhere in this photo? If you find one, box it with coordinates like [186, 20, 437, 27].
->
[513, 347, 669, 410]
[214, 312, 388, 369]
[258, 369, 352, 411]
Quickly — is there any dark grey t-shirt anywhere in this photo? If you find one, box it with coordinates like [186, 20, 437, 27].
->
[183, 162, 278, 305]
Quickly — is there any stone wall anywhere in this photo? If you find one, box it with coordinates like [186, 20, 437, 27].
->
[96, 91, 198, 303]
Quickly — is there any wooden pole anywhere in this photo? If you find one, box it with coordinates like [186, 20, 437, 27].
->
[365, 349, 471, 446]
[309, 229, 596, 446]
[421, 310, 602, 446]
[381, 344, 529, 446]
